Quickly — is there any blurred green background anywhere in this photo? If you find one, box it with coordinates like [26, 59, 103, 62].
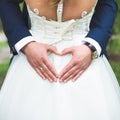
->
[0, 0, 120, 87]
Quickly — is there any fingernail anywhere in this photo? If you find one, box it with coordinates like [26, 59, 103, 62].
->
[72, 79, 76, 82]
[54, 79, 57, 82]
[57, 75, 60, 78]
[56, 75, 60, 78]
[64, 80, 68, 83]
[49, 79, 53, 83]
[59, 79, 62, 82]
[43, 77, 46, 80]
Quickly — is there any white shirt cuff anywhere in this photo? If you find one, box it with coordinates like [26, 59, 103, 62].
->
[82, 37, 101, 56]
[15, 36, 36, 55]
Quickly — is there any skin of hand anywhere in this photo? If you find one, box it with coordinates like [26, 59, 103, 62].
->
[22, 41, 60, 82]
[59, 44, 92, 82]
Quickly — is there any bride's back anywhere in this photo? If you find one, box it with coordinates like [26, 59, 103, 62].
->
[25, 0, 97, 21]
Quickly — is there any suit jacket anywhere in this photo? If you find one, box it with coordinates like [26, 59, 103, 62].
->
[0, 0, 118, 55]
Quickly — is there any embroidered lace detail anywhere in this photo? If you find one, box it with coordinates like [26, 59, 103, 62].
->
[33, 8, 39, 15]
[81, 11, 88, 18]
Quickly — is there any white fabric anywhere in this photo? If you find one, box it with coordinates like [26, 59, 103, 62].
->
[0, 1, 120, 120]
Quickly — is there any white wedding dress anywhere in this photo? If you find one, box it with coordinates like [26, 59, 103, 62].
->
[0, 1, 120, 120]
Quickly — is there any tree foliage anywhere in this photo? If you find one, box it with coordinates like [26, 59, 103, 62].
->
[113, 0, 120, 34]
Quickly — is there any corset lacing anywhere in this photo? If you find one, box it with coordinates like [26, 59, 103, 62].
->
[27, 0, 96, 45]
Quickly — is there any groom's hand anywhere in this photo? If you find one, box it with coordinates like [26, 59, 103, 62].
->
[59, 45, 92, 82]
[22, 42, 59, 82]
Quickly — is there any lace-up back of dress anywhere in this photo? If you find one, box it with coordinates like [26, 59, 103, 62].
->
[27, 0, 98, 36]
[27, 0, 97, 21]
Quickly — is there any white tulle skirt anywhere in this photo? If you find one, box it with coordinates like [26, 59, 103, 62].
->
[0, 47, 120, 120]
[0, 20, 120, 120]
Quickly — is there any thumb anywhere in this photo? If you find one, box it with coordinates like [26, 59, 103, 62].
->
[61, 48, 72, 55]
[48, 45, 60, 55]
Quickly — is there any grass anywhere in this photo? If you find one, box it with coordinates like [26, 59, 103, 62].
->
[107, 35, 120, 84]
[0, 42, 8, 51]
[107, 35, 120, 54]
[107, 35, 120, 85]
[110, 61, 120, 85]
[0, 58, 9, 87]
[0, 41, 9, 87]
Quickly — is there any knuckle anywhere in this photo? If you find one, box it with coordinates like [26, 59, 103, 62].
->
[40, 56, 44, 61]
[74, 59, 80, 64]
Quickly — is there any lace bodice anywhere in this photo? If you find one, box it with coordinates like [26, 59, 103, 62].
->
[26, 0, 98, 44]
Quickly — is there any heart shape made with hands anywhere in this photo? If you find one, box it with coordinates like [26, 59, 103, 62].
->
[48, 44, 92, 82]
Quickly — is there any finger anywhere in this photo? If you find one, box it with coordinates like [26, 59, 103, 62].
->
[40, 63, 57, 82]
[61, 47, 73, 55]
[37, 66, 56, 82]
[72, 70, 84, 82]
[40, 68, 55, 83]
[35, 68, 46, 80]
[60, 65, 77, 82]
[59, 59, 74, 78]
[61, 67, 80, 82]
[48, 45, 60, 55]
[63, 69, 84, 83]
[43, 56, 58, 77]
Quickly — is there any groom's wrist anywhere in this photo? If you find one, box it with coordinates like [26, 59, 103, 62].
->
[83, 42, 98, 59]
[82, 37, 101, 57]
[15, 36, 36, 55]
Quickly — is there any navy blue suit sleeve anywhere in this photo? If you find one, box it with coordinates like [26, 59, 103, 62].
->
[86, 0, 118, 55]
[0, 0, 32, 53]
